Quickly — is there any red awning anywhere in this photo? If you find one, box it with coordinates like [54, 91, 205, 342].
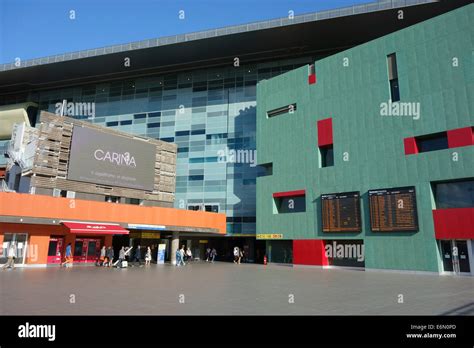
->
[62, 221, 129, 235]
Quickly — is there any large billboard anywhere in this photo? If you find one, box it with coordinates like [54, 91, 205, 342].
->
[67, 126, 156, 191]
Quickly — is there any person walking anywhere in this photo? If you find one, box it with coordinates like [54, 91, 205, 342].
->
[239, 249, 244, 264]
[133, 245, 142, 266]
[2, 242, 17, 270]
[205, 247, 211, 262]
[186, 248, 193, 262]
[233, 246, 240, 264]
[175, 247, 182, 266]
[98, 246, 106, 266]
[116, 246, 125, 268]
[178, 245, 186, 266]
[61, 243, 73, 267]
[211, 248, 217, 263]
[106, 246, 114, 267]
[145, 246, 152, 266]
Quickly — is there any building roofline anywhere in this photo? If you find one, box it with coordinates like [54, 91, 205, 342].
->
[0, 0, 438, 72]
[0, 0, 470, 96]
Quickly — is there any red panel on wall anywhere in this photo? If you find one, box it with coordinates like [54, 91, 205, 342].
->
[308, 74, 316, 85]
[293, 240, 328, 266]
[403, 137, 418, 155]
[317, 118, 333, 147]
[433, 208, 474, 239]
[273, 190, 306, 198]
[447, 127, 474, 149]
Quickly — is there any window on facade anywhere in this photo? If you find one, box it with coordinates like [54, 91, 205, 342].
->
[189, 175, 204, 181]
[267, 103, 297, 118]
[432, 179, 474, 209]
[191, 129, 205, 135]
[416, 132, 448, 153]
[320, 145, 334, 167]
[105, 196, 120, 203]
[126, 198, 141, 205]
[274, 192, 306, 214]
[258, 163, 273, 177]
[148, 112, 161, 118]
[387, 53, 400, 102]
[188, 205, 202, 211]
[204, 205, 219, 213]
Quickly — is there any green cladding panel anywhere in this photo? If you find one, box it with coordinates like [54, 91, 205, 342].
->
[256, 5, 474, 272]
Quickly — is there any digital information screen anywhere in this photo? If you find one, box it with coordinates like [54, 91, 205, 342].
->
[321, 191, 361, 232]
[368, 186, 419, 232]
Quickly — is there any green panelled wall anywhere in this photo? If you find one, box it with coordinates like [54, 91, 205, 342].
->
[256, 5, 473, 272]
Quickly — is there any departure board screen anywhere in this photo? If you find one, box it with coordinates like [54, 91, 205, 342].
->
[368, 186, 419, 232]
[321, 192, 361, 232]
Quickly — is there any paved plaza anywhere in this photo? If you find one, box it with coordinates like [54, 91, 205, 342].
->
[1, 262, 473, 315]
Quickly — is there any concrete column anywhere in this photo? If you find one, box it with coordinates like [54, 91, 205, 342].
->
[171, 231, 179, 265]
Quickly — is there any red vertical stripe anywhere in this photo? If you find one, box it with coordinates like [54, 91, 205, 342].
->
[317, 118, 333, 146]
[293, 240, 328, 266]
[308, 74, 316, 85]
[447, 127, 474, 148]
[403, 137, 418, 155]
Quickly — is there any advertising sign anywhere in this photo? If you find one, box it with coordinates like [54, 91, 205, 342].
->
[157, 244, 166, 264]
[67, 126, 156, 191]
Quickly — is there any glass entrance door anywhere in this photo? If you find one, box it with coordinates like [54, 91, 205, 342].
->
[1, 233, 28, 265]
[456, 241, 470, 273]
[440, 240, 454, 272]
[73, 238, 101, 263]
[440, 240, 471, 274]
[47, 237, 64, 264]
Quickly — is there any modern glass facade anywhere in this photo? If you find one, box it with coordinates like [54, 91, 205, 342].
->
[0, 56, 312, 235]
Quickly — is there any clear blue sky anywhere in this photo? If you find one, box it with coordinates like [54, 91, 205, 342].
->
[0, 0, 372, 64]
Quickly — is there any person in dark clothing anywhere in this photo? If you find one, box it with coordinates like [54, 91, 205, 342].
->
[106, 246, 114, 267]
[133, 245, 142, 266]
[211, 248, 217, 263]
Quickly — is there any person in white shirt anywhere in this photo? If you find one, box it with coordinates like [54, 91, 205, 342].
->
[178, 245, 186, 266]
[233, 246, 239, 264]
[186, 248, 192, 262]
[145, 246, 152, 266]
[2, 242, 17, 270]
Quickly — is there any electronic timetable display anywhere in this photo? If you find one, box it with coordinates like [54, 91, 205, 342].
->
[321, 191, 361, 232]
[368, 186, 419, 232]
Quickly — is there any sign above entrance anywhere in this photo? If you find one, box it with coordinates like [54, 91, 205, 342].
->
[130, 232, 161, 239]
[127, 224, 166, 231]
[256, 234, 284, 240]
[61, 221, 129, 235]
